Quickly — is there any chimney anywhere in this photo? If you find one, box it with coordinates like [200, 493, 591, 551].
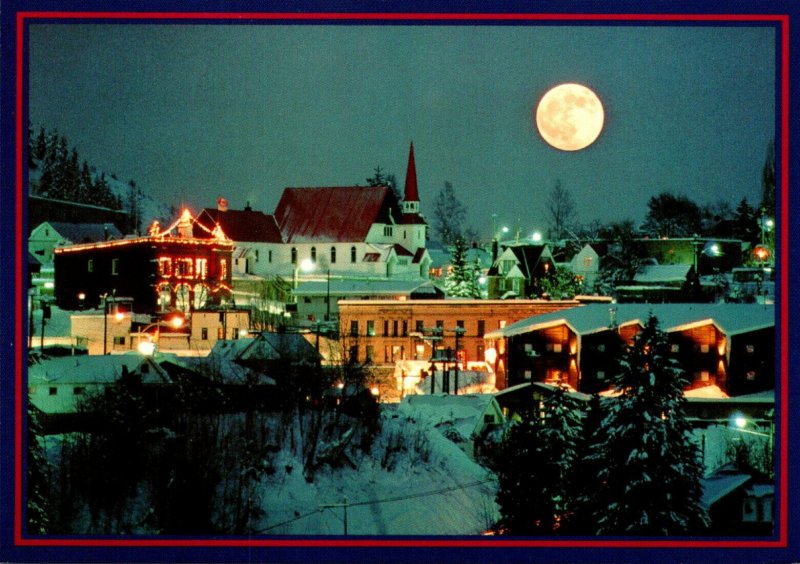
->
[244, 201, 252, 212]
[217, 196, 229, 212]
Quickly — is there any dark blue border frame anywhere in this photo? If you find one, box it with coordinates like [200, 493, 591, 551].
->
[2, 1, 798, 562]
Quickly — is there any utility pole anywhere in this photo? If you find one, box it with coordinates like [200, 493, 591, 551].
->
[319, 497, 349, 535]
[449, 326, 466, 395]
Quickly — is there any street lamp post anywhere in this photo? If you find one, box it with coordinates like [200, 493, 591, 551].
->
[137, 316, 185, 355]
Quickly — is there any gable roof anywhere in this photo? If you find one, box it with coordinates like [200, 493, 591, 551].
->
[486, 303, 775, 340]
[28, 353, 169, 386]
[489, 244, 551, 277]
[38, 221, 123, 243]
[197, 208, 283, 243]
[633, 264, 693, 284]
[274, 186, 401, 243]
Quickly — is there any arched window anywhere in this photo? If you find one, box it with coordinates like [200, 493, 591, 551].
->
[331, 246, 337, 264]
[311, 247, 317, 263]
[351, 246, 357, 263]
[291, 247, 297, 264]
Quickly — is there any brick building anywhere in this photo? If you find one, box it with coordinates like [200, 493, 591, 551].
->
[338, 299, 585, 389]
[54, 209, 233, 314]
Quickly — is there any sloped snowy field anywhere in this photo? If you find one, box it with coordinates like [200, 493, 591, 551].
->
[253, 410, 499, 536]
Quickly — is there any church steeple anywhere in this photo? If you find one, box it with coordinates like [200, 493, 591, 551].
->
[403, 142, 420, 214]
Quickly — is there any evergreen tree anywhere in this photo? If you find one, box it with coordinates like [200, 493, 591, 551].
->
[582, 314, 709, 536]
[27, 401, 51, 534]
[495, 385, 583, 535]
[444, 238, 481, 298]
[537, 265, 584, 299]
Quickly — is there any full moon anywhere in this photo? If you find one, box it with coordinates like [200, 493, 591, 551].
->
[535, 83, 605, 151]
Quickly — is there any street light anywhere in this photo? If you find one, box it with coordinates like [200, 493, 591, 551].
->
[136, 316, 185, 355]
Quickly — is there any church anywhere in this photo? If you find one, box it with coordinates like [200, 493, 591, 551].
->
[195, 143, 432, 284]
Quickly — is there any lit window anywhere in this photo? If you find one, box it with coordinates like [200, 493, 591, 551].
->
[87, 259, 93, 273]
[671, 344, 680, 353]
[524, 370, 532, 380]
[219, 259, 227, 280]
[176, 258, 193, 277]
[158, 257, 172, 277]
[367, 320, 375, 336]
[583, 256, 594, 268]
[746, 344, 755, 353]
[195, 258, 208, 280]
[111, 258, 119, 276]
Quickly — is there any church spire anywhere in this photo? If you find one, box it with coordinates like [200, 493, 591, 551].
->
[403, 142, 419, 204]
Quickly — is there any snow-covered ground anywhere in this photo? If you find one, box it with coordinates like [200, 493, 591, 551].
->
[256, 411, 498, 535]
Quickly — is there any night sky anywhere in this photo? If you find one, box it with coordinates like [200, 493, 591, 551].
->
[28, 22, 776, 239]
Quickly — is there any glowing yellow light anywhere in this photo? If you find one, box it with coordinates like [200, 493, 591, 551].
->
[170, 316, 185, 329]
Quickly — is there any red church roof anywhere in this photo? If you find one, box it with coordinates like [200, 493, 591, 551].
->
[196, 208, 283, 243]
[274, 186, 401, 243]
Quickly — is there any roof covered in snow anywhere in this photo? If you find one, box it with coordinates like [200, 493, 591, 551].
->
[294, 279, 439, 296]
[633, 263, 693, 283]
[701, 466, 752, 508]
[28, 352, 169, 385]
[37, 221, 123, 243]
[486, 303, 775, 339]
[274, 186, 401, 243]
[399, 393, 502, 440]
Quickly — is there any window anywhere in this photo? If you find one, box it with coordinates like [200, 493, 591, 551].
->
[113, 336, 125, 346]
[291, 248, 297, 264]
[350, 320, 359, 337]
[304, 297, 312, 304]
[583, 256, 594, 268]
[331, 247, 337, 263]
[700, 344, 710, 353]
[383, 320, 389, 337]
[349, 345, 358, 361]
[254, 249, 259, 262]
[597, 371, 606, 380]
[351, 246, 357, 263]
[111, 258, 120, 275]
[746, 344, 755, 353]
[201, 327, 208, 340]
[383, 226, 393, 237]
[311, 247, 317, 263]
[456, 320, 465, 332]
[175, 258, 193, 277]
[415, 320, 424, 333]
[402, 320, 408, 336]
[218, 327, 224, 340]
[73, 387, 84, 395]
[477, 320, 485, 337]
[366, 345, 374, 362]
[195, 258, 208, 280]
[499, 320, 507, 329]
[48, 387, 57, 396]
[524, 370, 532, 380]
[233, 329, 239, 339]
[367, 320, 375, 336]
[671, 344, 680, 353]
[393, 320, 399, 337]
[219, 259, 227, 279]
[87, 259, 93, 273]
[158, 257, 172, 277]
[268, 250, 273, 263]
[436, 320, 444, 331]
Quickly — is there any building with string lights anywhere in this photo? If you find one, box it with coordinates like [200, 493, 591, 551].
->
[53, 209, 233, 314]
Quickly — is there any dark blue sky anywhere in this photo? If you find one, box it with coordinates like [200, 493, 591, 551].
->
[28, 22, 776, 238]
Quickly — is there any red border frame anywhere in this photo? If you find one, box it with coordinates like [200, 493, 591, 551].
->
[14, 10, 790, 550]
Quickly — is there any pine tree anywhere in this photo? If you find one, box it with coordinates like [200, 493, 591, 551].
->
[583, 314, 709, 536]
[27, 401, 50, 534]
[495, 385, 583, 535]
[444, 238, 481, 298]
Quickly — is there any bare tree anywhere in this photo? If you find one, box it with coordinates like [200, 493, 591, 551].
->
[546, 180, 577, 241]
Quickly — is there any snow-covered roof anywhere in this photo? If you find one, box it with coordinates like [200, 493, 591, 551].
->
[700, 467, 752, 508]
[294, 279, 436, 296]
[28, 353, 169, 386]
[633, 264, 692, 283]
[398, 393, 502, 440]
[485, 303, 775, 339]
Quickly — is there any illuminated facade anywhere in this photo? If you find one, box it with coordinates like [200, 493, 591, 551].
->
[338, 299, 583, 389]
[54, 210, 233, 314]
[486, 303, 775, 397]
